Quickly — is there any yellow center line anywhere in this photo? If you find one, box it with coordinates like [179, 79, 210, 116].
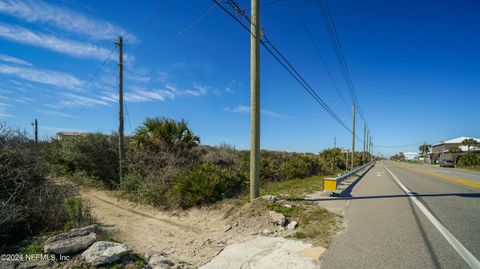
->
[391, 163, 480, 190]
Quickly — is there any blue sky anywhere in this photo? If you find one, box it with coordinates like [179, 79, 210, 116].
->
[0, 0, 479, 156]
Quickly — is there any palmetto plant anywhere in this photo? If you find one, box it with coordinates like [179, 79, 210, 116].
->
[418, 144, 431, 156]
[462, 138, 477, 152]
[132, 117, 200, 153]
[448, 146, 462, 153]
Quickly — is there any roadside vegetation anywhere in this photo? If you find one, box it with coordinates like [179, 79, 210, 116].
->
[0, 124, 92, 249]
[268, 201, 340, 246]
[50, 117, 370, 209]
[1, 117, 370, 250]
[457, 153, 480, 170]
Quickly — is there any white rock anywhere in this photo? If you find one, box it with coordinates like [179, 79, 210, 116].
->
[284, 204, 292, 208]
[269, 211, 287, 227]
[287, 221, 298, 230]
[260, 195, 278, 201]
[44, 225, 98, 254]
[81, 241, 131, 266]
[262, 229, 273, 236]
[148, 252, 175, 269]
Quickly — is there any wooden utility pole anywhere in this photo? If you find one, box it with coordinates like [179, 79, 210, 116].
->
[351, 103, 355, 170]
[250, 0, 260, 201]
[345, 149, 349, 172]
[32, 119, 38, 143]
[423, 141, 426, 164]
[369, 136, 372, 160]
[363, 123, 366, 163]
[115, 35, 125, 182]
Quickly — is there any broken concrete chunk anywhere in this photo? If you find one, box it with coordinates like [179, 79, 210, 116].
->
[260, 195, 278, 201]
[82, 241, 131, 266]
[44, 225, 98, 254]
[147, 252, 175, 269]
[269, 211, 287, 226]
[287, 221, 298, 230]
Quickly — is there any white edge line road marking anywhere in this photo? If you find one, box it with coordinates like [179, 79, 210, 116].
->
[382, 162, 480, 269]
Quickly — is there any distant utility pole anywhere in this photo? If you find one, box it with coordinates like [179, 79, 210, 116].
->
[423, 141, 426, 164]
[250, 0, 260, 201]
[369, 137, 372, 160]
[334, 136, 336, 148]
[351, 103, 355, 170]
[363, 123, 366, 163]
[345, 149, 349, 172]
[366, 128, 369, 161]
[31, 119, 38, 143]
[115, 35, 125, 182]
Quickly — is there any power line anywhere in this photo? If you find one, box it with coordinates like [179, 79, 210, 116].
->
[49, 48, 115, 124]
[134, 3, 216, 57]
[57, 70, 117, 127]
[212, 0, 354, 135]
[291, 0, 350, 116]
[123, 0, 178, 42]
[124, 101, 132, 134]
[316, 0, 367, 125]
[373, 142, 425, 148]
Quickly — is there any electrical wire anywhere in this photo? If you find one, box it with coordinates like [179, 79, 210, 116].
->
[373, 142, 425, 148]
[124, 101, 133, 134]
[316, 0, 368, 125]
[48, 48, 115, 124]
[291, 0, 350, 116]
[57, 70, 117, 127]
[212, 0, 354, 135]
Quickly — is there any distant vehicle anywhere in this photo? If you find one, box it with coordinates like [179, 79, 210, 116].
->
[439, 159, 455, 168]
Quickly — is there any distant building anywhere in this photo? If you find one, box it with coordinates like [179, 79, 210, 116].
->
[56, 132, 88, 141]
[431, 136, 480, 163]
[403, 152, 419, 161]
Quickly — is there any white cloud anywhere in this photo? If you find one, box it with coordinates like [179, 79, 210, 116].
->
[0, 23, 112, 59]
[42, 126, 86, 133]
[35, 109, 73, 118]
[224, 105, 294, 119]
[0, 112, 12, 118]
[0, 63, 83, 90]
[60, 93, 110, 107]
[0, 53, 32, 66]
[0, 0, 135, 42]
[124, 89, 175, 103]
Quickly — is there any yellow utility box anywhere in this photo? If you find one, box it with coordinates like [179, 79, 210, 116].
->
[323, 178, 337, 191]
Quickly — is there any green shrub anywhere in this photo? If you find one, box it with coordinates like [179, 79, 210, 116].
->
[64, 197, 92, 231]
[0, 124, 91, 246]
[282, 154, 322, 179]
[458, 153, 480, 166]
[169, 164, 246, 208]
[51, 133, 119, 188]
[131, 117, 200, 155]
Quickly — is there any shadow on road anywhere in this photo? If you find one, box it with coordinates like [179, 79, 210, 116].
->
[303, 192, 480, 202]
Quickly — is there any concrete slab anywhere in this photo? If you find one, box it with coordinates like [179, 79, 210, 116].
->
[200, 236, 320, 269]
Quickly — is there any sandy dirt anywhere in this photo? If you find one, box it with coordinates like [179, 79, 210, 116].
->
[79, 188, 294, 268]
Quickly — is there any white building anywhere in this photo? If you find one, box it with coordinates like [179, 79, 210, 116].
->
[403, 152, 419, 161]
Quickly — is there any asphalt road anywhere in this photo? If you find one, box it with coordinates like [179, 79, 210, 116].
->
[320, 160, 480, 269]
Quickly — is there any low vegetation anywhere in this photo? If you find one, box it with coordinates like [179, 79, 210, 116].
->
[0, 124, 92, 248]
[268, 201, 340, 246]
[457, 153, 480, 170]
[1, 117, 367, 248]
[49, 117, 370, 210]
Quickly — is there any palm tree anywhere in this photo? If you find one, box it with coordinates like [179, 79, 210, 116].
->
[132, 117, 200, 153]
[418, 144, 431, 156]
[462, 138, 477, 152]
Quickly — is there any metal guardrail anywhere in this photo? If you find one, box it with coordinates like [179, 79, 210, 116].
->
[323, 161, 375, 191]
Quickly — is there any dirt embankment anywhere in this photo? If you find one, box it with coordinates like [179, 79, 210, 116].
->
[80, 188, 292, 268]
